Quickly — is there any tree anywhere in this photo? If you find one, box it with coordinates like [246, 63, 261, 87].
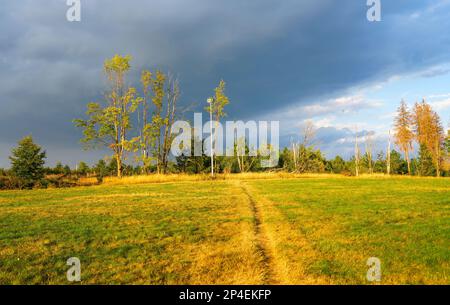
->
[364, 132, 374, 174]
[394, 100, 414, 174]
[386, 130, 391, 175]
[54, 161, 64, 175]
[442, 129, 450, 174]
[417, 144, 435, 176]
[77, 162, 89, 176]
[9, 136, 46, 188]
[373, 151, 386, 173]
[279, 147, 294, 170]
[206, 80, 230, 174]
[138, 70, 152, 172]
[390, 149, 408, 175]
[413, 100, 445, 177]
[160, 74, 180, 173]
[327, 155, 346, 174]
[292, 121, 320, 173]
[175, 136, 209, 174]
[63, 165, 72, 176]
[107, 158, 118, 176]
[235, 138, 258, 173]
[92, 159, 108, 183]
[74, 55, 141, 178]
[354, 128, 360, 176]
[138, 71, 180, 174]
[446, 129, 450, 154]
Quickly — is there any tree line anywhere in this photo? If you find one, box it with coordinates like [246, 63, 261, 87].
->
[0, 55, 449, 189]
[393, 100, 446, 176]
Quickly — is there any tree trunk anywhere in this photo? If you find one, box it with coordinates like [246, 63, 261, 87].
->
[116, 155, 122, 178]
[435, 140, 441, 177]
[387, 130, 391, 175]
[405, 150, 411, 175]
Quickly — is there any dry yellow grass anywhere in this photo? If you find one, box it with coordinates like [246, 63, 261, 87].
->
[78, 172, 444, 187]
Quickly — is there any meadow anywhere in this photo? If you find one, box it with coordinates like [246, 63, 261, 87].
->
[0, 175, 448, 284]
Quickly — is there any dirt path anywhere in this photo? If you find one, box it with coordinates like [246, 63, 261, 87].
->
[240, 183, 280, 284]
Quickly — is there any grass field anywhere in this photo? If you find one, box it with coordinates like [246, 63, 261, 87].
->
[0, 176, 449, 284]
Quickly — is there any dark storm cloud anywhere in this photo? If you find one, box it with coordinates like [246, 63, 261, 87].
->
[1, 0, 450, 166]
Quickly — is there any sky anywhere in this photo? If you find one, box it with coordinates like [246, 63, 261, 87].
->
[1, 0, 450, 167]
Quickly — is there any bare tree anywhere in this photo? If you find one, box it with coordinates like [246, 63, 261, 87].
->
[365, 132, 374, 174]
[235, 137, 256, 173]
[294, 121, 317, 173]
[354, 127, 360, 177]
[161, 74, 180, 173]
[387, 130, 391, 175]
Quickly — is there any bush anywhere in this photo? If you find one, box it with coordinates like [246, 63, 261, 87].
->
[34, 179, 49, 189]
[0, 176, 23, 190]
[46, 175, 78, 188]
[96, 175, 104, 184]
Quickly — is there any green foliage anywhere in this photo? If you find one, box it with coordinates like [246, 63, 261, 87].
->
[417, 144, 436, 176]
[107, 159, 118, 176]
[77, 162, 89, 176]
[278, 147, 292, 170]
[94, 159, 108, 183]
[74, 54, 141, 178]
[373, 151, 386, 173]
[326, 155, 347, 174]
[54, 161, 64, 174]
[63, 165, 72, 176]
[205, 80, 230, 121]
[104, 54, 132, 75]
[146, 71, 166, 172]
[9, 136, 46, 188]
[389, 150, 408, 175]
[446, 129, 450, 154]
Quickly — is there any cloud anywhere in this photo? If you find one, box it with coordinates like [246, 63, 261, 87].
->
[303, 95, 383, 116]
[430, 98, 450, 111]
[420, 67, 450, 78]
[260, 94, 383, 136]
[1, 0, 450, 165]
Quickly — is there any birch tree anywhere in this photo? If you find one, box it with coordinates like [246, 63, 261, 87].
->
[139, 71, 179, 174]
[74, 55, 140, 178]
[354, 127, 360, 177]
[205, 80, 230, 172]
[365, 132, 374, 174]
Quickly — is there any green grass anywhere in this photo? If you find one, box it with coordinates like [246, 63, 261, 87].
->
[0, 176, 449, 284]
[0, 181, 263, 284]
[247, 177, 450, 284]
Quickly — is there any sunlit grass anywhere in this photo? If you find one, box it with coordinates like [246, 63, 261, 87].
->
[0, 176, 448, 284]
[78, 172, 445, 187]
[0, 181, 264, 284]
[247, 178, 450, 284]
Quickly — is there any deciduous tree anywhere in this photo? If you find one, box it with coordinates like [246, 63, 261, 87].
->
[74, 55, 141, 178]
[413, 100, 445, 177]
[394, 100, 414, 174]
[206, 80, 230, 173]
